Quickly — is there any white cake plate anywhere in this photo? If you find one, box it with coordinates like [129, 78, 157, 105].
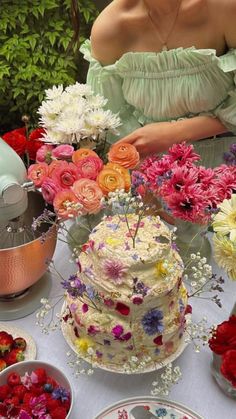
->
[0, 323, 37, 371]
[93, 396, 203, 419]
[61, 303, 190, 374]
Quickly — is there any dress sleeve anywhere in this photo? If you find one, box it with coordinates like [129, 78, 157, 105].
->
[80, 40, 141, 143]
[213, 50, 236, 134]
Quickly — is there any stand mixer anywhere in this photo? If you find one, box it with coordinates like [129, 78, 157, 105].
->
[0, 138, 57, 320]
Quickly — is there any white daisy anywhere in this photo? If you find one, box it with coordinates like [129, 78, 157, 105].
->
[213, 194, 236, 241]
[213, 234, 236, 280]
[45, 85, 63, 100]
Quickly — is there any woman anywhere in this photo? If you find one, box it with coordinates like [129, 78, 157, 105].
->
[80, 0, 236, 166]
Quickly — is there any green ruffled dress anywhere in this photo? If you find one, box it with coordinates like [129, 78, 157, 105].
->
[81, 40, 236, 167]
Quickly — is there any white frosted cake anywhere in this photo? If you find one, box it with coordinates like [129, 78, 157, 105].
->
[64, 214, 188, 372]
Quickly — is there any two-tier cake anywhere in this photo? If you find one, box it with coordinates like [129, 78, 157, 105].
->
[64, 214, 188, 372]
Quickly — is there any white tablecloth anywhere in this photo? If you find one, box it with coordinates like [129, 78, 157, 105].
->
[6, 239, 236, 419]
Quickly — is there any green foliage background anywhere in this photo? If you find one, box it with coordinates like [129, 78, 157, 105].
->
[0, 0, 98, 132]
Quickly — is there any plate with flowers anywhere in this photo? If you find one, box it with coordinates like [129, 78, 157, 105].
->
[0, 323, 37, 372]
[93, 396, 203, 419]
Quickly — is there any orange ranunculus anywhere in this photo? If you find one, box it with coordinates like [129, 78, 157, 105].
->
[72, 178, 103, 214]
[105, 162, 131, 192]
[53, 190, 80, 219]
[27, 163, 49, 187]
[72, 148, 99, 164]
[97, 168, 125, 196]
[107, 143, 140, 169]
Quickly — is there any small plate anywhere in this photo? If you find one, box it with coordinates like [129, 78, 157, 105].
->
[0, 323, 37, 370]
[61, 303, 190, 374]
[93, 396, 203, 419]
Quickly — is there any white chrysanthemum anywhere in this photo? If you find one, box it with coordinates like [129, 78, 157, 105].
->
[213, 195, 236, 241]
[65, 82, 93, 97]
[38, 99, 63, 117]
[85, 109, 120, 131]
[87, 94, 108, 109]
[45, 84, 63, 100]
[56, 114, 85, 135]
[213, 234, 236, 280]
[43, 129, 67, 144]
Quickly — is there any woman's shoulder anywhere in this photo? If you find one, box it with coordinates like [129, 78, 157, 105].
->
[90, 0, 139, 65]
[208, 0, 236, 48]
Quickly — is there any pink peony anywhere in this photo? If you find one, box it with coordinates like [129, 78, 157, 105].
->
[75, 156, 103, 180]
[36, 144, 53, 163]
[72, 178, 103, 214]
[41, 177, 61, 204]
[52, 144, 74, 160]
[53, 190, 80, 219]
[28, 163, 49, 187]
[52, 161, 79, 189]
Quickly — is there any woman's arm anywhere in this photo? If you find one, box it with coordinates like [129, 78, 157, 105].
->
[117, 116, 228, 157]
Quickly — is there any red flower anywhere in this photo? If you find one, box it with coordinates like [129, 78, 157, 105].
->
[209, 315, 236, 355]
[2, 128, 27, 156]
[153, 335, 163, 345]
[184, 305, 192, 315]
[26, 128, 45, 160]
[115, 302, 130, 316]
[221, 349, 236, 388]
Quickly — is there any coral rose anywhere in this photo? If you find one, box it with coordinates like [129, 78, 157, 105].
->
[221, 349, 236, 388]
[41, 177, 61, 204]
[108, 143, 140, 169]
[72, 148, 99, 164]
[97, 168, 125, 196]
[72, 178, 103, 214]
[53, 190, 80, 219]
[76, 156, 103, 180]
[28, 163, 49, 187]
[209, 315, 236, 355]
[52, 161, 79, 189]
[36, 144, 53, 163]
[52, 144, 74, 160]
[105, 162, 131, 192]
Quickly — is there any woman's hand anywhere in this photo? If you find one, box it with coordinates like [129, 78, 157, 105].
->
[116, 122, 183, 157]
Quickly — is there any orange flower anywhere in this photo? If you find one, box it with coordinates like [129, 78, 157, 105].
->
[107, 143, 140, 169]
[72, 148, 99, 164]
[97, 168, 125, 196]
[28, 163, 49, 187]
[105, 162, 131, 192]
[53, 190, 80, 219]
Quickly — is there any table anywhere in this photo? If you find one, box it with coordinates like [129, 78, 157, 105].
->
[8, 239, 236, 419]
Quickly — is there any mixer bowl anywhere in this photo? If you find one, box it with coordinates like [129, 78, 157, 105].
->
[0, 191, 57, 296]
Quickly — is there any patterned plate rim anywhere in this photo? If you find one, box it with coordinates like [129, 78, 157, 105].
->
[61, 302, 190, 374]
[0, 323, 37, 372]
[93, 396, 204, 419]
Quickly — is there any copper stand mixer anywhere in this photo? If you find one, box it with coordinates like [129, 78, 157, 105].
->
[0, 139, 57, 320]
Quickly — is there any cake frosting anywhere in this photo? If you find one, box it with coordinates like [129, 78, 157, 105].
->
[65, 214, 188, 372]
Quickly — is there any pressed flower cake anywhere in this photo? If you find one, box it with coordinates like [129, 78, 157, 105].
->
[64, 214, 188, 371]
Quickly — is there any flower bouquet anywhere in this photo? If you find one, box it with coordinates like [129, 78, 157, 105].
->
[209, 313, 236, 398]
[132, 143, 236, 258]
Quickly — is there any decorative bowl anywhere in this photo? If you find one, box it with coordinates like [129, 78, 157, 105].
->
[0, 359, 73, 418]
[0, 191, 57, 296]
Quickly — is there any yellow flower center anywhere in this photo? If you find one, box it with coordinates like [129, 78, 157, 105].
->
[155, 261, 168, 277]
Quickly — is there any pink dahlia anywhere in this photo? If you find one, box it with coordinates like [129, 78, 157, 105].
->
[103, 259, 127, 284]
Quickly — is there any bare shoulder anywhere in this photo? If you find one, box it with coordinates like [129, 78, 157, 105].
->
[208, 0, 236, 47]
[90, 0, 138, 65]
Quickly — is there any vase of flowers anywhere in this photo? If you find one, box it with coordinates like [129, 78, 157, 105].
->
[209, 310, 236, 398]
[133, 143, 236, 261]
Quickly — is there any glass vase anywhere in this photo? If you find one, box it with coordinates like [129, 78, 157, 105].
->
[67, 212, 104, 254]
[211, 353, 236, 399]
[174, 219, 211, 262]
